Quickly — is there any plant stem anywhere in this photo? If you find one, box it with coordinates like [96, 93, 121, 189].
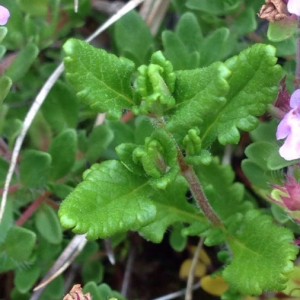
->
[177, 152, 222, 226]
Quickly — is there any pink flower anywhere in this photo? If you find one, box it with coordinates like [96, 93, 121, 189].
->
[276, 89, 300, 161]
[287, 0, 300, 16]
[0, 5, 10, 25]
[269, 176, 300, 211]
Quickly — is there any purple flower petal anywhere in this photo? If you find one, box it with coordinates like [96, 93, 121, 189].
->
[276, 113, 291, 140]
[290, 89, 300, 108]
[0, 5, 10, 26]
[277, 107, 300, 160]
[287, 0, 300, 16]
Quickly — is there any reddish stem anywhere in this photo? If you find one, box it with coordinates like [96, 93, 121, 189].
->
[15, 191, 51, 226]
[121, 111, 134, 123]
[177, 152, 222, 226]
[0, 183, 21, 196]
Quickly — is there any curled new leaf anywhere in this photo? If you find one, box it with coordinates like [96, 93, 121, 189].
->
[133, 51, 176, 115]
[132, 128, 179, 189]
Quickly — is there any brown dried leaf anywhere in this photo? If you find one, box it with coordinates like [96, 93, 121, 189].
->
[63, 284, 92, 300]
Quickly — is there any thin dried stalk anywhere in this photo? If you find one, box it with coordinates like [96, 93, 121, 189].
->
[185, 238, 204, 300]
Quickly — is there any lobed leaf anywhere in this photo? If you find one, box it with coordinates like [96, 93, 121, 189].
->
[203, 44, 282, 146]
[59, 160, 157, 239]
[168, 44, 282, 149]
[63, 39, 135, 119]
[223, 210, 298, 295]
[139, 176, 205, 243]
[196, 158, 254, 221]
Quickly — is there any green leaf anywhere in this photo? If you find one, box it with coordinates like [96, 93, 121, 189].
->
[3, 118, 23, 149]
[35, 204, 62, 244]
[134, 115, 154, 145]
[199, 28, 230, 67]
[245, 141, 297, 171]
[48, 128, 77, 180]
[15, 264, 40, 293]
[0, 75, 12, 105]
[59, 160, 157, 239]
[0, 201, 13, 243]
[114, 10, 154, 66]
[1, 0, 26, 49]
[4, 226, 36, 261]
[63, 39, 135, 119]
[17, 0, 48, 16]
[5, 43, 39, 82]
[83, 282, 102, 300]
[103, 120, 134, 159]
[186, 0, 241, 15]
[83, 260, 104, 284]
[196, 158, 254, 221]
[169, 223, 187, 252]
[223, 210, 298, 295]
[86, 124, 114, 163]
[20, 150, 51, 188]
[0, 27, 7, 43]
[40, 276, 64, 299]
[202, 44, 282, 147]
[42, 81, 79, 133]
[166, 62, 230, 146]
[242, 142, 285, 190]
[162, 12, 202, 70]
[233, 8, 257, 36]
[139, 176, 204, 243]
[267, 17, 298, 42]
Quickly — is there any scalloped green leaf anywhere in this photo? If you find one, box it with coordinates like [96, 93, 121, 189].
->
[59, 160, 157, 239]
[139, 176, 205, 243]
[63, 38, 135, 119]
[166, 62, 230, 145]
[216, 44, 282, 145]
[223, 210, 298, 295]
[201, 44, 282, 147]
[196, 158, 254, 221]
